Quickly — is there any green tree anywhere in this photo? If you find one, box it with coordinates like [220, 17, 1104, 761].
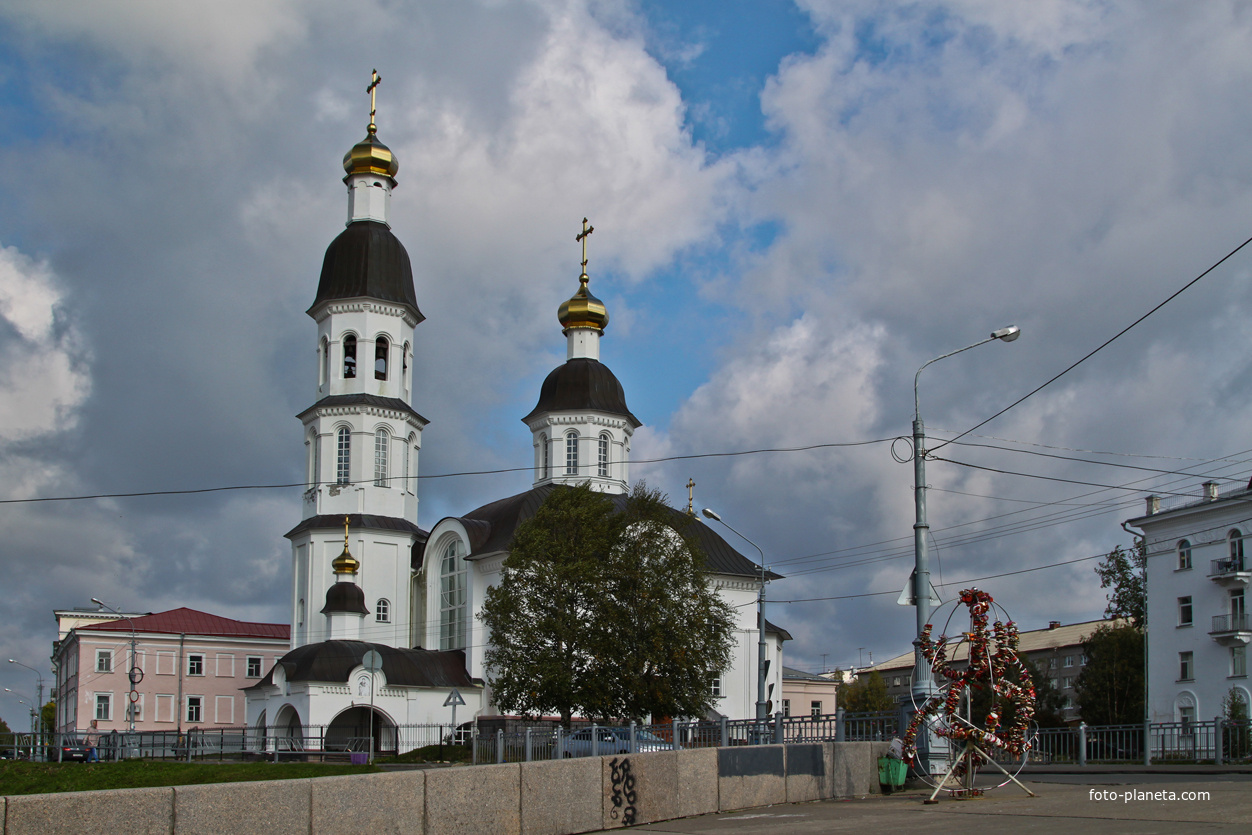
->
[1094, 541, 1146, 627]
[1074, 624, 1144, 725]
[40, 701, 56, 735]
[0, 716, 10, 735]
[481, 482, 735, 726]
[840, 671, 895, 713]
[1221, 687, 1249, 760]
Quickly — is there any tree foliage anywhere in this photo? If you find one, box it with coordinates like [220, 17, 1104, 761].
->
[0, 716, 10, 736]
[40, 701, 56, 735]
[969, 658, 1066, 729]
[481, 482, 736, 726]
[1074, 624, 1144, 725]
[1094, 541, 1146, 628]
[840, 671, 895, 713]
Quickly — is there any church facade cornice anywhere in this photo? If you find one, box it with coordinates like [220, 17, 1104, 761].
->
[309, 298, 422, 329]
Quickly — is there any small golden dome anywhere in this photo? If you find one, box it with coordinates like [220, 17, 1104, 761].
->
[558, 274, 609, 332]
[332, 543, 360, 575]
[342, 129, 399, 180]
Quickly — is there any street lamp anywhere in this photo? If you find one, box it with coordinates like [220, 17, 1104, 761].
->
[911, 325, 1019, 775]
[7, 659, 45, 737]
[3, 689, 35, 735]
[91, 598, 139, 733]
[701, 508, 770, 727]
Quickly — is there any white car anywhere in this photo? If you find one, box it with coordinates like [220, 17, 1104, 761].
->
[558, 727, 674, 757]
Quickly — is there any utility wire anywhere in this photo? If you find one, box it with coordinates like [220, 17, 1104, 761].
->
[930, 232, 1252, 454]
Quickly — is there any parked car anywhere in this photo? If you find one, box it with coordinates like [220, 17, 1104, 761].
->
[56, 738, 91, 762]
[558, 727, 674, 758]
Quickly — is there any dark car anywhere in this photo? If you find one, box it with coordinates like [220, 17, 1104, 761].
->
[56, 738, 91, 762]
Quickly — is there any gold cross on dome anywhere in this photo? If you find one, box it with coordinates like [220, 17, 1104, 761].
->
[367, 69, 382, 133]
[344, 515, 351, 548]
[686, 478, 696, 516]
[575, 217, 594, 276]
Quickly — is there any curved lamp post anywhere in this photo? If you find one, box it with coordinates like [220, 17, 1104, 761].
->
[90, 598, 139, 733]
[911, 326, 1019, 775]
[701, 508, 769, 726]
[7, 660, 45, 737]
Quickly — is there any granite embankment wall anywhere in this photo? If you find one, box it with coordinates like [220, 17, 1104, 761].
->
[1, 741, 890, 835]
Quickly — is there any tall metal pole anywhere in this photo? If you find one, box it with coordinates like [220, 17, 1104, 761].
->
[701, 509, 768, 725]
[910, 327, 1019, 775]
[7, 660, 44, 743]
[91, 599, 138, 733]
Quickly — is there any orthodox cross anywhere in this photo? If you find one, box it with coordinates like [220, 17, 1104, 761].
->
[576, 217, 594, 276]
[686, 478, 696, 516]
[367, 69, 382, 133]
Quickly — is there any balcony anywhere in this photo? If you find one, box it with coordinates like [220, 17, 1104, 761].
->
[1209, 613, 1252, 646]
[1209, 558, 1251, 586]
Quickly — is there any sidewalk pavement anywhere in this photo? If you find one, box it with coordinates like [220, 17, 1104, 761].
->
[603, 771, 1252, 834]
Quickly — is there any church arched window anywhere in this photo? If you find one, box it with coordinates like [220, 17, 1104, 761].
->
[343, 335, 357, 379]
[374, 428, 390, 487]
[375, 337, 389, 381]
[306, 431, 318, 486]
[440, 539, 467, 650]
[598, 433, 610, 477]
[375, 598, 390, 623]
[320, 337, 330, 388]
[540, 433, 549, 479]
[565, 431, 579, 476]
[297, 598, 305, 628]
[402, 342, 411, 396]
[404, 433, 414, 493]
[336, 427, 351, 484]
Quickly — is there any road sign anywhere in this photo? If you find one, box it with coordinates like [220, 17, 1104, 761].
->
[361, 650, 384, 672]
[444, 688, 466, 707]
[896, 569, 942, 607]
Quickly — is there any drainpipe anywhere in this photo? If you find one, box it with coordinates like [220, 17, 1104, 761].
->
[176, 633, 186, 736]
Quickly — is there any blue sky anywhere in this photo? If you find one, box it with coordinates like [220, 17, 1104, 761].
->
[4, 0, 1252, 712]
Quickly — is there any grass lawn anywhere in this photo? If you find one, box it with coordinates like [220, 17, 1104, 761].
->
[0, 760, 382, 796]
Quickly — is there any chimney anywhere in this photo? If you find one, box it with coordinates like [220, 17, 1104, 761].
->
[1145, 495, 1160, 515]
[1048, 621, 1061, 630]
[1203, 481, 1219, 501]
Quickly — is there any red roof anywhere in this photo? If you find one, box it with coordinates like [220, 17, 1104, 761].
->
[79, 607, 288, 640]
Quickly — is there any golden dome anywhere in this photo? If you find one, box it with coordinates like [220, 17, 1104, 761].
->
[558, 274, 609, 332]
[342, 129, 399, 180]
[332, 543, 360, 575]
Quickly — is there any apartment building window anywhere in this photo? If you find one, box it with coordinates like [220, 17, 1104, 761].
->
[811, 701, 822, 718]
[1180, 705, 1195, 733]
[1064, 655, 1074, 668]
[1232, 646, 1247, 678]
[1177, 539, 1192, 570]
[246, 656, 263, 678]
[187, 654, 204, 676]
[710, 677, 722, 698]
[1178, 596, 1193, 627]
[94, 693, 112, 721]
[1179, 651, 1194, 682]
[186, 696, 203, 723]
[782, 699, 791, 717]
[95, 649, 113, 673]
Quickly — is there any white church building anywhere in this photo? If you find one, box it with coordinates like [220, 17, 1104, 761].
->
[245, 85, 788, 746]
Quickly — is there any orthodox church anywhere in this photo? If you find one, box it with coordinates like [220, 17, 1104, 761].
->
[245, 79, 787, 745]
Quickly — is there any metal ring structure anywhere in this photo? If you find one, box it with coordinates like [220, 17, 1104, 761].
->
[902, 588, 1037, 794]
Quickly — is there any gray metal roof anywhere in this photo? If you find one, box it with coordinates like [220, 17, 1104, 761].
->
[521, 358, 640, 426]
[297, 393, 428, 425]
[310, 220, 423, 320]
[246, 641, 479, 689]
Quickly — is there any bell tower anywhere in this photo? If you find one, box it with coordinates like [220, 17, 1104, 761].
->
[286, 71, 428, 650]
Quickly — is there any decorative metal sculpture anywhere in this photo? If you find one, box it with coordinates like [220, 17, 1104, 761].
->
[902, 588, 1038, 800]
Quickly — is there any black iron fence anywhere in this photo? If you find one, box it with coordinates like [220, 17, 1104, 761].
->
[5, 713, 1249, 766]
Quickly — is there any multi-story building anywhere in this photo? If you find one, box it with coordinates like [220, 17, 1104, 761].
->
[862, 618, 1117, 723]
[51, 608, 288, 733]
[1127, 483, 1252, 724]
[781, 667, 840, 718]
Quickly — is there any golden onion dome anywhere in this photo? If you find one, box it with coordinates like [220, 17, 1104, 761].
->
[558, 274, 609, 332]
[342, 128, 399, 180]
[332, 543, 360, 575]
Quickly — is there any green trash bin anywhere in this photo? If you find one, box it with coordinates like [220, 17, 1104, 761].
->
[878, 756, 907, 793]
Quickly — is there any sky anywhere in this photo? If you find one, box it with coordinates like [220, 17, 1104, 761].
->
[4, 0, 1252, 715]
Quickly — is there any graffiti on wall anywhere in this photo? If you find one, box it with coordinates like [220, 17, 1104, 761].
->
[608, 757, 638, 825]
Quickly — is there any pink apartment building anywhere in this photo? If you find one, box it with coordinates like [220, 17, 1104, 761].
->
[51, 608, 289, 733]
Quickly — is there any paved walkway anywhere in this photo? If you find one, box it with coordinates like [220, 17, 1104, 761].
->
[601, 772, 1252, 834]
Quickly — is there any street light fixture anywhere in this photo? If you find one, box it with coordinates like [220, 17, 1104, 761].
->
[90, 598, 139, 733]
[7, 659, 45, 738]
[701, 507, 770, 727]
[911, 326, 1020, 775]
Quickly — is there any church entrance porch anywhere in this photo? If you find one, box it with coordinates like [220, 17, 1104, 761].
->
[326, 705, 398, 757]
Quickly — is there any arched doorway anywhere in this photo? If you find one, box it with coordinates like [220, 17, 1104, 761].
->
[252, 710, 267, 754]
[272, 704, 304, 754]
[327, 706, 397, 756]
